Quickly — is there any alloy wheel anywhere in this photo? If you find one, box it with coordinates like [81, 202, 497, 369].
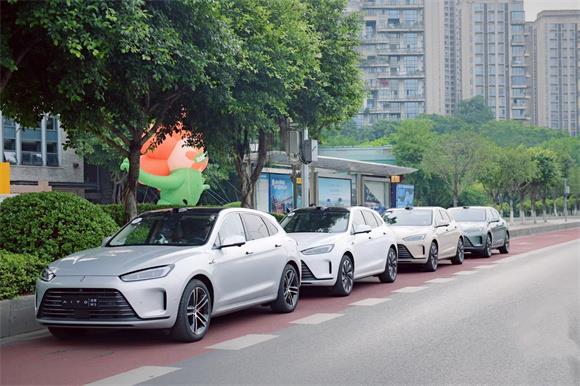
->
[387, 249, 397, 278]
[430, 243, 438, 270]
[458, 240, 464, 263]
[186, 286, 210, 336]
[283, 268, 299, 308]
[341, 258, 354, 293]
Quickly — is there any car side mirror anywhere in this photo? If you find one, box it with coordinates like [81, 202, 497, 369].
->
[102, 236, 112, 246]
[219, 235, 246, 248]
[353, 224, 372, 235]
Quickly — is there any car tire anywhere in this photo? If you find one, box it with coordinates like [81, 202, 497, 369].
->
[450, 238, 464, 265]
[332, 255, 354, 296]
[481, 234, 492, 258]
[499, 232, 510, 254]
[271, 264, 300, 313]
[48, 327, 87, 340]
[378, 246, 397, 283]
[170, 279, 212, 343]
[424, 242, 438, 272]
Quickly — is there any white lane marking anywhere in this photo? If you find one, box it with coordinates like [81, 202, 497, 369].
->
[349, 298, 391, 306]
[85, 366, 179, 386]
[425, 277, 456, 284]
[453, 270, 479, 275]
[493, 258, 516, 264]
[208, 334, 277, 350]
[290, 313, 342, 325]
[393, 286, 428, 293]
[474, 265, 496, 269]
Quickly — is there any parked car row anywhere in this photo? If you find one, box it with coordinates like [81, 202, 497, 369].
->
[36, 205, 509, 342]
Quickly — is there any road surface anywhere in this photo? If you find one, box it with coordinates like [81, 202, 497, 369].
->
[1, 228, 579, 385]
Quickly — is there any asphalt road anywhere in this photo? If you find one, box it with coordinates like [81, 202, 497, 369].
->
[1, 228, 579, 386]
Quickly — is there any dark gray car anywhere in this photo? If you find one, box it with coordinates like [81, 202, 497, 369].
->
[447, 206, 510, 257]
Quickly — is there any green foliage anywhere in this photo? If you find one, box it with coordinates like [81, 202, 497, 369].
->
[457, 96, 494, 126]
[459, 183, 492, 207]
[480, 120, 566, 147]
[0, 250, 46, 300]
[0, 192, 118, 261]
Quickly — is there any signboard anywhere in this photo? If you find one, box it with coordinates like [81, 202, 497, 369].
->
[270, 174, 294, 214]
[256, 174, 270, 213]
[0, 162, 9, 194]
[395, 184, 414, 208]
[318, 177, 351, 207]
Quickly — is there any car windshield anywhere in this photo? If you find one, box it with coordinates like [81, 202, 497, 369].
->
[281, 210, 349, 233]
[108, 211, 217, 247]
[384, 209, 433, 226]
[448, 208, 486, 222]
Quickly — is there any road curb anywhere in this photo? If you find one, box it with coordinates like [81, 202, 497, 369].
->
[510, 221, 580, 238]
[0, 295, 41, 339]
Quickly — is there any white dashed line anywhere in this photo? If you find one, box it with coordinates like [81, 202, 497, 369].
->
[290, 313, 342, 325]
[208, 334, 278, 350]
[393, 286, 428, 293]
[85, 366, 179, 386]
[425, 277, 456, 284]
[493, 258, 515, 264]
[349, 298, 391, 306]
[474, 265, 496, 269]
[453, 270, 479, 276]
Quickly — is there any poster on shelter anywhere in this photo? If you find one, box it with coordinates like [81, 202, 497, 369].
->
[396, 184, 414, 208]
[270, 174, 293, 214]
[318, 177, 351, 207]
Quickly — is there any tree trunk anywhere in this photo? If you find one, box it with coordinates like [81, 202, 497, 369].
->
[235, 129, 269, 209]
[509, 197, 514, 224]
[123, 142, 140, 222]
[542, 194, 547, 223]
[530, 191, 537, 224]
[519, 191, 525, 224]
[452, 180, 459, 207]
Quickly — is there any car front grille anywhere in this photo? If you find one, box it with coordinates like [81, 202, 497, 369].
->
[397, 244, 414, 259]
[301, 261, 317, 281]
[38, 288, 139, 321]
[465, 236, 482, 247]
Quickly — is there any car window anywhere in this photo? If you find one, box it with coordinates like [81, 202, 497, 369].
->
[437, 210, 449, 225]
[486, 208, 494, 221]
[441, 209, 452, 223]
[372, 211, 384, 226]
[384, 209, 433, 226]
[241, 213, 270, 241]
[264, 217, 279, 236]
[362, 210, 379, 228]
[491, 208, 501, 221]
[217, 213, 246, 245]
[281, 210, 350, 233]
[352, 210, 366, 227]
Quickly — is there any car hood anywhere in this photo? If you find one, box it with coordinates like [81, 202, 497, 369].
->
[49, 246, 205, 276]
[286, 233, 344, 251]
[456, 222, 485, 232]
[389, 226, 432, 240]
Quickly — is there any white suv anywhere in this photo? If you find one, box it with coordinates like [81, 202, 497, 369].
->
[281, 206, 398, 296]
[384, 207, 464, 272]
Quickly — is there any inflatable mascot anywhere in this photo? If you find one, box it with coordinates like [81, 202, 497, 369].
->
[121, 131, 209, 206]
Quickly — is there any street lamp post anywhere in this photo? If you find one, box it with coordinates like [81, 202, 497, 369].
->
[563, 178, 569, 223]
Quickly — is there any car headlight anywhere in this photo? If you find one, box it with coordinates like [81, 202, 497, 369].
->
[40, 267, 55, 282]
[120, 265, 173, 282]
[403, 234, 426, 242]
[301, 244, 335, 255]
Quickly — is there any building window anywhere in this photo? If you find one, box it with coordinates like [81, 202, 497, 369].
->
[20, 123, 43, 166]
[1, 115, 60, 167]
[2, 117, 17, 164]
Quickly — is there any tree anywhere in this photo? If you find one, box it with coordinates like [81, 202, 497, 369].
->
[477, 144, 505, 207]
[480, 120, 566, 148]
[528, 148, 560, 223]
[421, 131, 487, 207]
[1, 0, 236, 220]
[456, 96, 494, 126]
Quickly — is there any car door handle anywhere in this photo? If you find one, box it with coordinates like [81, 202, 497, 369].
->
[245, 251, 254, 255]
[275, 244, 282, 248]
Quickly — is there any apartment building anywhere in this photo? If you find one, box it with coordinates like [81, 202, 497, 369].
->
[526, 10, 580, 136]
[350, 0, 427, 126]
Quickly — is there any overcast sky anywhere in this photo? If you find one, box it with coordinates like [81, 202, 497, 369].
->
[524, 0, 580, 21]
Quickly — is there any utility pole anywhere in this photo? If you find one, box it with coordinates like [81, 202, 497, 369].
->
[563, 178, 569, 223]
[301, 128, 310, 208]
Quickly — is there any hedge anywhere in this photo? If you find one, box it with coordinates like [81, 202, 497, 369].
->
[0, 192, 118, 262]
[0, 250, 46, 300]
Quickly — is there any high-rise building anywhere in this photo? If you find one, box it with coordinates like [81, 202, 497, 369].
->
[350, 0, 427, 126]
[526, 10, 580, 136]
[459, 0, 529, 121]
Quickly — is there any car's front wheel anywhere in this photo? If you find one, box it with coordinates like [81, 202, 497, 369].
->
[48, 327, 87, 340]
[499, 232, 510, 254]
[378, 246, 397, 283]
[481, 234, 492, 258]
[424, 242, 438, 272]
[332, 255, 354, 296]
[171, 279, 212, 342]
[451, 238, 464, 265]
[271, 264, 299, 313]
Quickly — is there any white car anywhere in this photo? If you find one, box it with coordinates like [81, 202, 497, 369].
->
[281, 206, 398, 296]
[36, 207, 300, 342]
[384, 207, 464, 272]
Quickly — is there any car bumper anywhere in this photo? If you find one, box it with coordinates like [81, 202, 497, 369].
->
[464, 233, 485, 252]
[396, 242, 428, 264]
[299, 252, 339, 286]
[35, 275, 181, 329]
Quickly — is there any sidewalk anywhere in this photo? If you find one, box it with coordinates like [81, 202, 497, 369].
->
[508, 216, 580, 237]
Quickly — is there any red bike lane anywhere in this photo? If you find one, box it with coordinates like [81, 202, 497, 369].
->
[1, 228, 578, 386]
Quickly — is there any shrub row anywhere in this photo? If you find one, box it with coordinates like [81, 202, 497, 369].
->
[0, 250, 46, 300]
